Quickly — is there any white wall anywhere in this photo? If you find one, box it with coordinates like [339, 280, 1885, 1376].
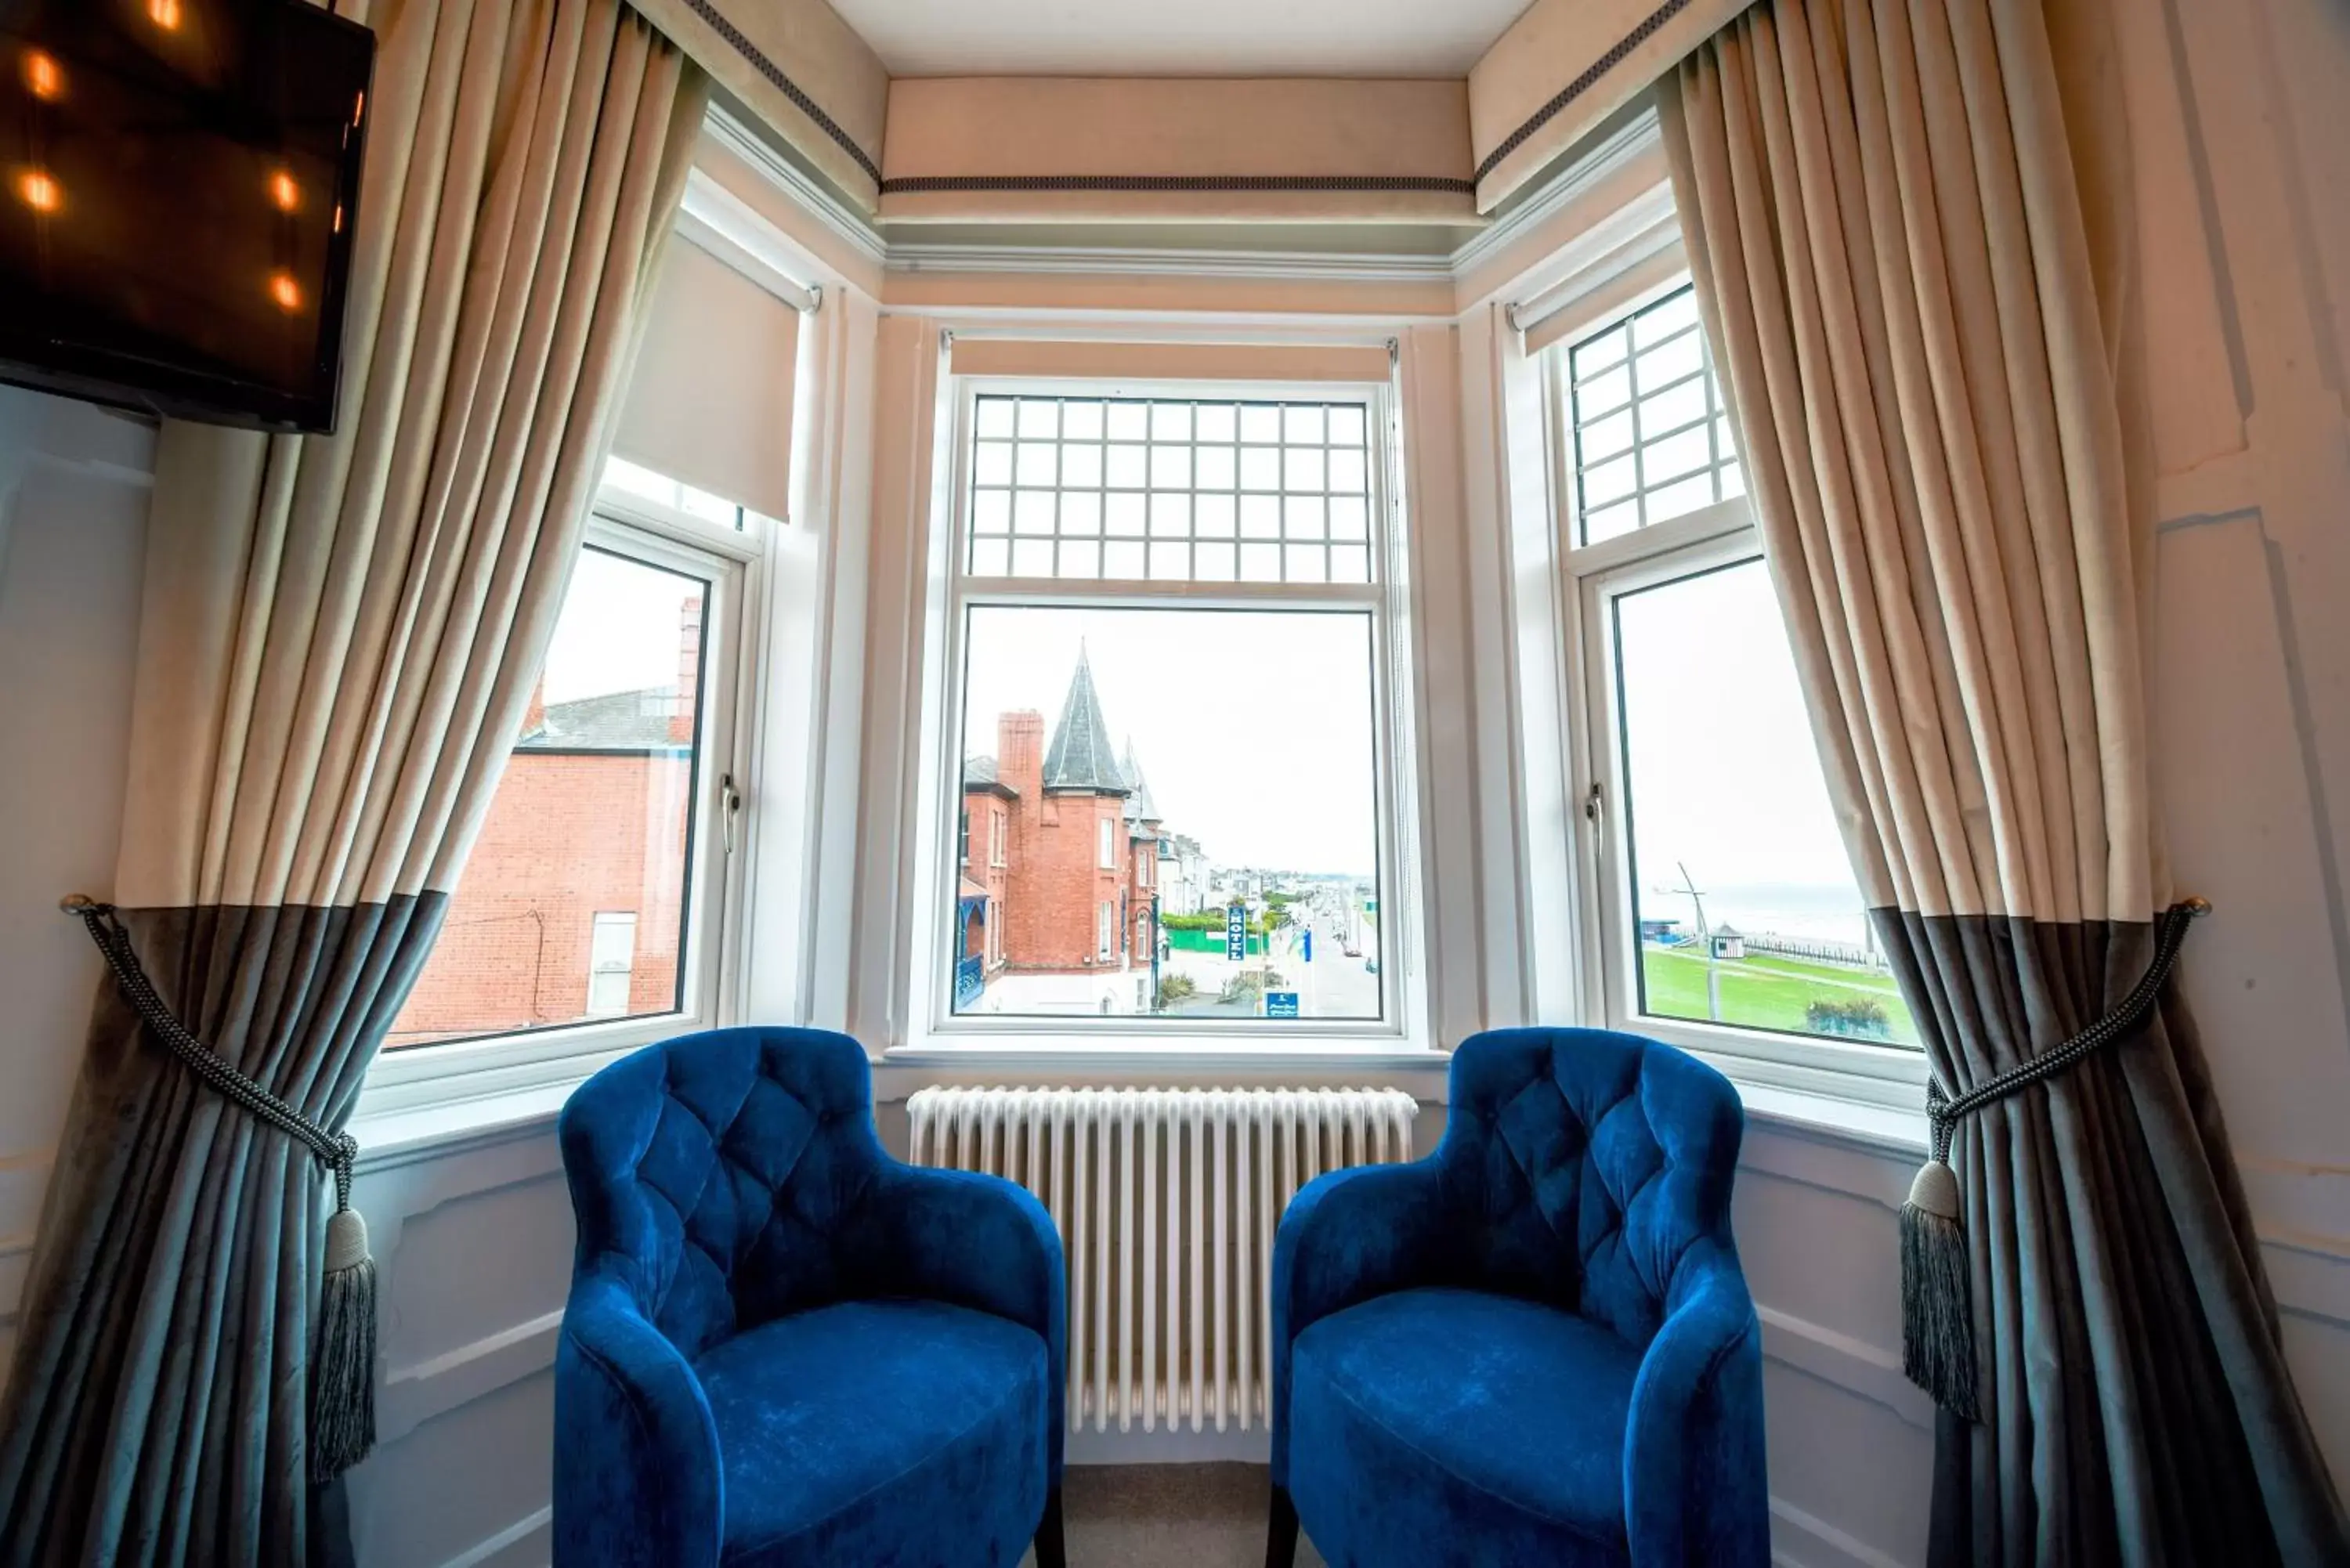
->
[0, 386, 154, 1400]
[2130, 0, 2350, 1493]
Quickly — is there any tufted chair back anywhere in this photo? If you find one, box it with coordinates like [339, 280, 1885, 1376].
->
[560, 1027, 888, 1360]
[1437, 1027, 1744, 1349]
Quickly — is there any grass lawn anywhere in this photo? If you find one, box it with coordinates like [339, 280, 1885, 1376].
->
[1640, 945, 1920, 1044]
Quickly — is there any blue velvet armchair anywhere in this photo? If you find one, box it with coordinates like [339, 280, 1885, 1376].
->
[1267, 1028, 1767, 1568]
[553, 1027, 1067, 1567]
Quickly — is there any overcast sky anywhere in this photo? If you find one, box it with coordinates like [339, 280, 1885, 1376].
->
[1614, 556, 1866, 938]
[540, 547, 702, 706]
[960, 605, 1379, 876]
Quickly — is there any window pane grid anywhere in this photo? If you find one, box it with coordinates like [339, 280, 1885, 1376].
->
[1565, 285, 1738, 546]
[967, 395, 1376, 585]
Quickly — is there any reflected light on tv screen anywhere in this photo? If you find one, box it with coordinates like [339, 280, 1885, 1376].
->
[22, 49, 62, 100]
[13, 169, 60, 215]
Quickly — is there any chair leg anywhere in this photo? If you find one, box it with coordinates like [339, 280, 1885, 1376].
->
[1034, 1483, 1067, 1568]
[1265, 1484, 1299, 1568]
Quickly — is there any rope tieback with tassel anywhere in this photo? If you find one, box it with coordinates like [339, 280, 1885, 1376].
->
[1900, 898, 2211, 1421]
[62, 895, 378, 1481]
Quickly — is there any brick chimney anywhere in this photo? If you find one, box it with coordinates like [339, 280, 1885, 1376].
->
[670, 593, 705, 744]
[1000, 710, 1044, 797]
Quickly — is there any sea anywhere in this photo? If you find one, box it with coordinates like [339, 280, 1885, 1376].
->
[1638, 881, 1878, 951]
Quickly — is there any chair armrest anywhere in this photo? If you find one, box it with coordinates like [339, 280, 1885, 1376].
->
[1622, 1241, 1769, 1568]
[553, 1271, 724, 1568]
[849, 1162, 1068, 1475]
[1270, 1158, 1461, 1487]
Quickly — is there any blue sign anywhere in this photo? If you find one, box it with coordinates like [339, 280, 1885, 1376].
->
[1302, 929, 1314, 963]
[1265, 991, 1300, 1019]
[1226, 902, 1247, 961]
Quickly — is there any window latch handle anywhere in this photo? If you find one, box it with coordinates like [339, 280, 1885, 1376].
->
[1584, 781, 1603, 825]
[721, 773, 743, 854]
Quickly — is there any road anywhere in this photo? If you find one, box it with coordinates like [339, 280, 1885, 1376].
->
[1155, 911, 1384, 1021]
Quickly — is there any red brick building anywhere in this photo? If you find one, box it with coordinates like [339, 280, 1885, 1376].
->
[387, 603, 703, 1047]
[959, 652, 1162, 999]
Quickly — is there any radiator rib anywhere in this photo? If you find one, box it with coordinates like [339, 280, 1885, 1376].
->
[907, 1086, 1418, 1436]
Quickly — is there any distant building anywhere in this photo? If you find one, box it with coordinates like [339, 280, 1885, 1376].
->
[959, 650, 1170, 1010]
[1158, 833, 1208, 916]
[392, 602, 701, 1045]
[1710, 924, 1747, 960]
[1638, 917, 1684, 945]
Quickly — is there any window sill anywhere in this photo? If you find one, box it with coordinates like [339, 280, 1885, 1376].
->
[346, 1074, 590, 1175]
[878, 1036, 1452, 1093]
[1726, 1076, 1929, 1158]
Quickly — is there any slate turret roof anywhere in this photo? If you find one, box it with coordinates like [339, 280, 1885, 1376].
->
[1121, 738, 1161, 826]
[1043, 648, 1129, 794]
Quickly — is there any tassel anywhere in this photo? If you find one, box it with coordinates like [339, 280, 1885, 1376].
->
[1900, 1155, 1978, 1421]
[312, 1204, 378, 1480]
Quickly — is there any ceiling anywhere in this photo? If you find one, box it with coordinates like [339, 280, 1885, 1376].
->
[826, 0, 1537, 79]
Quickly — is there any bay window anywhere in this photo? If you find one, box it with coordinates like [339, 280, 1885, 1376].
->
[918, 384, 1419, 1042]
[1547, 279, 1923, 1099]
[361, 458, 762, 1107]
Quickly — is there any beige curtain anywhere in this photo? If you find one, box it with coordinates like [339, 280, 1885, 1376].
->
[0, 1, 704, 1560]
[1658, 0, 2348, 1562]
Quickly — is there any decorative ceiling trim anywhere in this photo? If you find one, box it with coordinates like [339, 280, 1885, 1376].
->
[706, 106, 891, 273]
[886, 244, 1455, 284]
[1451, 105, 1662, 280]
[879, 174, 1478, 197]
[679, 0, 882, 186]
[702, 105, 1671, 302]
[1473, 0, 1690, 184]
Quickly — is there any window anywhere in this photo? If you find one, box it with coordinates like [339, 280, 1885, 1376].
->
[1562, 284, 1742, 547]
[1554, 287, 1918, 1057]
[961, 394, 1378, 587]
[961, 808, 972, 865]
[586, 912, 639, 1017]
[991, 805, 1009, 866]
[382, 477, 754, 1054]
[934, 389, 1405, 1031]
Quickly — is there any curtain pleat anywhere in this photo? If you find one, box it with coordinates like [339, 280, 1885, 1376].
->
[1661, 1, 2348, 1562]
[0, 2, 706, 1560]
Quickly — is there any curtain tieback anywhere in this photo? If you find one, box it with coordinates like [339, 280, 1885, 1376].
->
[1900, 898, 2211, 1419]
[60, 894, 378, 1481]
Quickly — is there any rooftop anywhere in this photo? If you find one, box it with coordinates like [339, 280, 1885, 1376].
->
[519, 686, 687, 752]
[1042, 649, 1130, 795]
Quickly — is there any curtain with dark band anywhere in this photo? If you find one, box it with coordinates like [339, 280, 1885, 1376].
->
[0, 1, 705, 1560]
[1658, 0, 2348, 1562]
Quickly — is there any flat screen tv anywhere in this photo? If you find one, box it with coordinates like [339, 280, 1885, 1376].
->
[0, 0, 374, 434]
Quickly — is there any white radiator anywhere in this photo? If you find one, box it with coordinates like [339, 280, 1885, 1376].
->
[906, 1086, 1419, 1436]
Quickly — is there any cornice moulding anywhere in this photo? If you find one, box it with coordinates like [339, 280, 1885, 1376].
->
[707, 101, 1667, 305]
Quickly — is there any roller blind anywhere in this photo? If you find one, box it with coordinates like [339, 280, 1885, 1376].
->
[613, 237, 799, 521]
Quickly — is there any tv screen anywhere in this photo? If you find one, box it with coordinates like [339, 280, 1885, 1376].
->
[0, 0, 374, 433]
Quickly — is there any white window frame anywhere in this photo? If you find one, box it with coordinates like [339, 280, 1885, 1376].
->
[356, 479, 768, 1117]
[1097, 815, 1114, 871]
[900, 374, 1431, 1057]
[1543, 269, 1926, 1114]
